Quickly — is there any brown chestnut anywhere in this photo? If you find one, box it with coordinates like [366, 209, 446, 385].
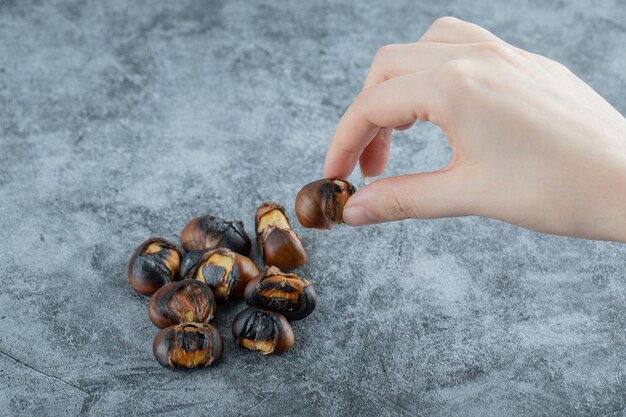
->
[182, 247, 259, 301]
[127, 237, 182, 296]
[179, 249, 211, 278]
[294, 178, 356, 229]
[180, 214, 252, 256]
[148, 280, 216, 328]
[244, 266, 317, 320]
[153, 323, 223, 369]
[231, 307, 294, 355]
[255, 202, 307, 271]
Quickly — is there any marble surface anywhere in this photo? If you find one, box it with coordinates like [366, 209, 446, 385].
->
[1, 0, 626, 415]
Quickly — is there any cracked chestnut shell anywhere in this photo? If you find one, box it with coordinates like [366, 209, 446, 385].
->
[148, 280, 216, 328]
[231, 307, 294, 355]
[179, 249, 212, 278]
[182, 247, 259, 301]
[180, 214, 252, 256]
[255, 202, 307, 271]
[127, 237, 182, 295]
[294, 178, 356, 229]
[244, 266, 317, 320]
[153, 323, 223, 369]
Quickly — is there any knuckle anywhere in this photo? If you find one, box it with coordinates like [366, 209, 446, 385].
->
[353, 88, 369, 109]
[369, 44, 398, 81]
[475, 42, 516, 62]
[440, 59, 475, 82]
[373, 44, 398, 64]
[435, 60, 481, 100]
[350, 90, 372, 120]
[478, 41, 507, 56]
[422, 16, 460, 41]
[550, 59, 574, 77]
[431, 16, 460, 30]
[375, 44, 394, 56]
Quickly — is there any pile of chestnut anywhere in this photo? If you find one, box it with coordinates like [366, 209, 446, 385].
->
[127, 178, 355, 369]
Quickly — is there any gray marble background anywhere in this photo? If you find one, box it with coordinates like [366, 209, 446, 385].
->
[1, 0, 626, 416]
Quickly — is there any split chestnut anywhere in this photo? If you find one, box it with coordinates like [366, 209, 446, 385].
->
[182, 247, 259, 301]
[255, 202, 307, 271]
[148, 280, 216, 328]
[180, 213, 252, 256]
[127, 237, 181, 296]
[231, 307, 294, 355]
[244, 266, 317, 320]
[153, 323, 223, 369]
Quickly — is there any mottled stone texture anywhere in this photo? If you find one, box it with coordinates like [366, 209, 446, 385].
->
[1, 0, 625, 416]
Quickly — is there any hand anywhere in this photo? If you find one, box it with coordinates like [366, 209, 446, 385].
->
[323, 17, 626, 242]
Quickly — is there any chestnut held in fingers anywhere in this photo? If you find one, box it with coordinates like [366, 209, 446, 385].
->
[294, 178, 356, 229]
[153, 323, 223, 369]
[231, 307, 294, 355]
[180, 213, 252, 256]
[127, 237, 182, 296]
[148, 280, 216, 328]
[244, 266, 317, 320]
[182, 247, 259, 301]
[255, 202, 307, 271]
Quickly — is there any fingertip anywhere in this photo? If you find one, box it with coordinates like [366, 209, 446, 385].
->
[358, 128, 392, 179]
[362, 176, 380, 185]
[323, 148, 360, 179]
[342, 205, 375, 226]
[342, 185, 380, 226]
[394, 121, 416, 131]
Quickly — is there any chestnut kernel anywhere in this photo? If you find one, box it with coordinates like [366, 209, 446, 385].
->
[244, 266, 317, 320]
[153, 323, 223, 369]
[231, 307, 294, 355]
[255, 202, 307, 271]
[148, 280, 216, 328]
[180, 214, 252, 256]
[294, 178, 356, 229]
[127, 237, 182, 296]
[182, 247, 259, 301]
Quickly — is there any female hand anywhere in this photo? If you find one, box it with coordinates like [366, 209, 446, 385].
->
[323, 17, 626, 242]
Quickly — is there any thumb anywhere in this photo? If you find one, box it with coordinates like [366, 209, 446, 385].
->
[342, 170, 471, 226]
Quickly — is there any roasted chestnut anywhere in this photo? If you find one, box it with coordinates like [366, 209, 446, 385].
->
[231, 307, 294, 355]
[255, 202, 307, 271]
[127, 237, 182, 295]
[294, 178, 356, 229]
[179, 249, 211, 278]
[182, 247, 259, 301]
[180, 214, 252, 256]
[148, 280, 216, 328]
[244, 266, 317, 320]
[153, 323, 223, 369]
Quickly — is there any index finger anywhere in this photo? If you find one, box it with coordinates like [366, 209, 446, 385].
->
[323, 69, 444, 179]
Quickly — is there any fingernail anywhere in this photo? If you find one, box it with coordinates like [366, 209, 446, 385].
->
[359, 164, 381, 186]
[342, 206, 374, 226]
[363, 176, 379, 185]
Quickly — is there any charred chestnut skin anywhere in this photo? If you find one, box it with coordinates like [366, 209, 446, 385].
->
[180, 214, 252, 256]
[127, 237, 182, 296]
[179, 249, 211, 278]
[244, 266, 317, 320]
[255, 202, 307, 271]
[148, 280, 216, 328]
[182, 247, 259, 301]
[294, 178, 356, 229]
[153, 323, 223, 369]
[231, 307, 294, 355]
